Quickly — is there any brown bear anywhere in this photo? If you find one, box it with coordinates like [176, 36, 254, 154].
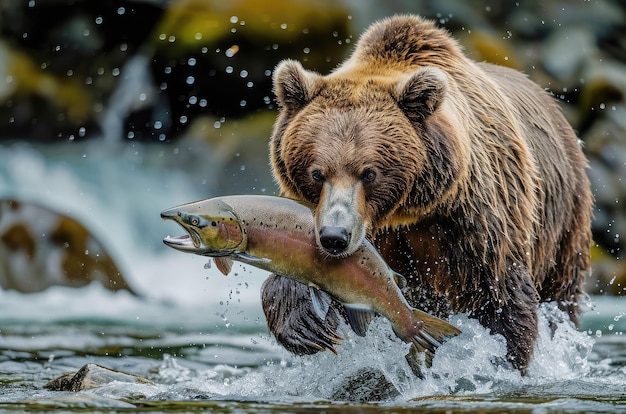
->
[260, 14, 592, 374]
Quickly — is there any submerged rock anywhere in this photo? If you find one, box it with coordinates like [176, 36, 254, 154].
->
[330, 368, 401, 401]
[44, 363, 153, 392]
[0, 199, 137, 295]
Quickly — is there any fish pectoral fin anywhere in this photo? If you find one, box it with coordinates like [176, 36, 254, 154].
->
[309, 286, 332, 320]
[214, 258, 233, 276]
[235, 252, 271, 263]
[343, 304, 375, 337]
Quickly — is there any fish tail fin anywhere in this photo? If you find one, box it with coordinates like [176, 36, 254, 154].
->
[404, 309, 461, 376]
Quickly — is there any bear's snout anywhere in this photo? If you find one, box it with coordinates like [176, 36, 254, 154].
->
[314, 180, 367, 257]
[319, 226, 351, 255]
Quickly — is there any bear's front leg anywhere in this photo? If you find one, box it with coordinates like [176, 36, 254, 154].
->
[470, 266, 540, 374]
[261, 274, 344, 355]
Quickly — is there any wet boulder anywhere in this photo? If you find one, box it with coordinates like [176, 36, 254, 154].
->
[44, 363, 152, 392]
[0, 199, 137, 294]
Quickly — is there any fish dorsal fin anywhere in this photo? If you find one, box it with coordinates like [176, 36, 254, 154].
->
[235, 252, 271, 263]
[344, 304, 375, 337]
[393, 271, 407, 289]
[309, 286, 332, 320]
[214, 258, 233, 276]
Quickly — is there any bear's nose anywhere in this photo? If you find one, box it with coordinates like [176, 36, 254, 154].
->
[319, 226, 350, 255]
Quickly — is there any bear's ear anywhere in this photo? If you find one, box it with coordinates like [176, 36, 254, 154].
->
[273, 60, 320, 111]
[395, 66, 448, 123]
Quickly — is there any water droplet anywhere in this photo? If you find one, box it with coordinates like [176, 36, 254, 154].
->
[240, 70, 248, 78]
[230, 16, 238, 24]
[117, 6, 125, 15]
[225, 66, 233, 74]
[188, 57, 196, 66]
[154, 120, 163, 130]
[226, 45, 239, 57]
[186, 76, 195, 85]
[180, 115, 188, 124]
[95, 16, 103, 25]
[280, 23, 287, 30]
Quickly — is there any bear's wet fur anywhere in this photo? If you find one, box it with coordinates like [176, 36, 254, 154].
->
[261, 14, 592, 373]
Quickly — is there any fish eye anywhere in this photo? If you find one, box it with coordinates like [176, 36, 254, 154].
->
[190, 217, 200, 226]
[211, 221, 217, 226]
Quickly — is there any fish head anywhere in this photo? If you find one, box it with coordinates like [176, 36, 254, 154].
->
[161, 200, 245, 256]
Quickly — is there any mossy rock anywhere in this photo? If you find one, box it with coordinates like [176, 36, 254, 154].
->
[144, 0, 352, 138]
[0, 199, 137, 295]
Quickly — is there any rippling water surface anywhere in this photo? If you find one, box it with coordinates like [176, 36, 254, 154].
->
[0, 143, 624, 413]
[0, 284, 624, 413]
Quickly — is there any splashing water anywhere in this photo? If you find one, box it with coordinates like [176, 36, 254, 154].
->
[52, 296, 597, 403]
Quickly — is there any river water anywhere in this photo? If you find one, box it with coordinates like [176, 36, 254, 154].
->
[0, 141, 625, 413]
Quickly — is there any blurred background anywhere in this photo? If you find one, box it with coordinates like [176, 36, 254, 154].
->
[0, 0, 624, 298]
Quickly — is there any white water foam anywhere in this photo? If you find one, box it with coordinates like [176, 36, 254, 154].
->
[117, 303, 595, 402]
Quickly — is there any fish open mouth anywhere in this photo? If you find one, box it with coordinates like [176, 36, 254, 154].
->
[163, 232, 202, 253]
[163, 234, 193, 248]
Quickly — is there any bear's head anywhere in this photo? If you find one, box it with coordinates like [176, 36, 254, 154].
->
[270, 60, 465, 257]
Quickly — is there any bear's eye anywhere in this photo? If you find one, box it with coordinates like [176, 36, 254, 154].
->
[361, 169, 376, 184]
[311, 169, 325, 183]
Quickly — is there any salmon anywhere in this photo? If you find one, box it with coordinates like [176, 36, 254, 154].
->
[161, 195, 460, 367]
